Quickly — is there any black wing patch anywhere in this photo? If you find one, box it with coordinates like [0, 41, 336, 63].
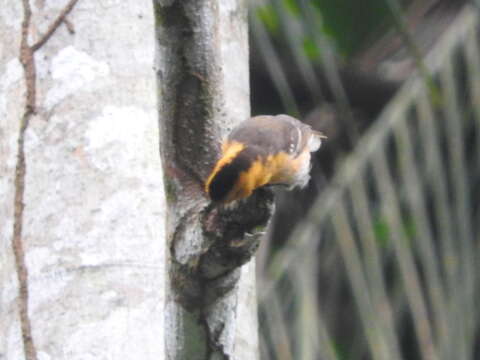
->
[207, 147, 256, 202]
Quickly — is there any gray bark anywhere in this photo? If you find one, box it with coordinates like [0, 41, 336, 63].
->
[1, 1, 165, 359]
[155, 0, 270, 359]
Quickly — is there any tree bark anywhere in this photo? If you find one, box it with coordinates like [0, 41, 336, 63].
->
[154, 0, 270, 359]
[1, 1, 165, 359]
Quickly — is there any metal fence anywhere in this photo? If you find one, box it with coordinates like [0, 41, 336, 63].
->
[258, 6, 480, 360]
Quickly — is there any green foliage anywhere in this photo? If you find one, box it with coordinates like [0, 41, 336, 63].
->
[333, 342, 349, 360]
[373, 215, 417, 247]
[256, 5, 280, 33]
[302, 36, 321, 60]
[312, 0, 393, 56]
[256, 0, 397, 59]
[373, 217, 391, 247]
[283, 0, 301, 16]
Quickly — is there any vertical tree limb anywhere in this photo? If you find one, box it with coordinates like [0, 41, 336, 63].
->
[14, 1, 79, 359]
[154, 0, 273, 358]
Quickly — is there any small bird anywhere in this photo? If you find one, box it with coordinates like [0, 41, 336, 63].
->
[205, 114, 325, 203]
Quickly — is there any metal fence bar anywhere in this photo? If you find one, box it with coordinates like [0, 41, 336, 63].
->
[416, 90, 458, 294]
[250, 11, 300, 116]
[261, 295, 295, 360]
[349, 175, 402, 360]
[372, 143, 438, 360]
[462, 25, 480, 249]
[441, 52, 476, 358]
[394, 117, 451, 359]
[330, 202, 393, 360]
[292, 261, 341, 360]
[270, 0, 324, 103]
[416, 89, 468, 360]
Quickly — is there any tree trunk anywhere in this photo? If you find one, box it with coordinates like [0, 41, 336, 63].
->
[154, 0, 270, 359]
[1, 1, 165, 359]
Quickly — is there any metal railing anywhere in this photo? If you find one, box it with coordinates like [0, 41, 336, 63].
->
[259, 6, 480, 360]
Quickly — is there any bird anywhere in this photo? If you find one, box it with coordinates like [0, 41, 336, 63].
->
[205, 114, 325, 203]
